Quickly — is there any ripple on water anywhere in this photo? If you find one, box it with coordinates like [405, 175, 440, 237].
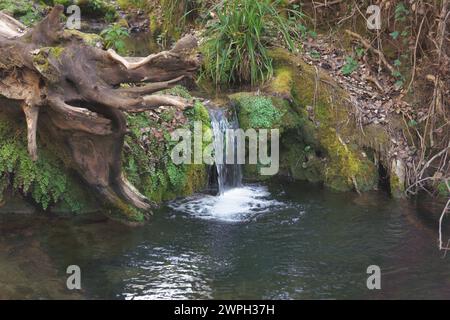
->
[168, 185, 289, 222]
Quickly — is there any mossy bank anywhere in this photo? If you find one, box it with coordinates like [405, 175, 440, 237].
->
[0, 86, 212, 223]
[230, 49, 392, 193]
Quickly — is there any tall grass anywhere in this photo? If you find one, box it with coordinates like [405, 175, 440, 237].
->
[160, 0, 204, 39]
[201, 0, 303, 88]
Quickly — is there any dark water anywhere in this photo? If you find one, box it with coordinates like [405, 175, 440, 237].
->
[0, 181, 449, 300]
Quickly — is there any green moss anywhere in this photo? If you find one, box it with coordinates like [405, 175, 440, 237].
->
[230, 93, 284, 130]
[162, 85, 192, 99]
[49, 47, 65, 59]
[123, 88, 211, 203]
[389, 168, 406, 198]
[320, 127, 378, 191]
[0, 112, 92, 213]
[269, 66, 294, 96]
[235, 48, 380, 192]
[64, 30, 104, 47]
[32, 47, 65, 83]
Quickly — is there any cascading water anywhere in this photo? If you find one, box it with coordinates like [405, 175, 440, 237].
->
[169, 105, 287, 222]
[208, 108, 242, 194]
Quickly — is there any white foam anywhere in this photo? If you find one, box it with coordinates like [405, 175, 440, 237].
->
[168, 185, 287, 222]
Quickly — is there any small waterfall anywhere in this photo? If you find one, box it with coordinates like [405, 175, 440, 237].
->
[208, 108, 243, 194]
[169, 104, 286, 222]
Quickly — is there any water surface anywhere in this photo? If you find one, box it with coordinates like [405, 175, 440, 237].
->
[0, 181, 449, 300]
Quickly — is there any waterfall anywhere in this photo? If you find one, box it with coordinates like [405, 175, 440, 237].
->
[208, 108, 243, 194]
[169, 106, 286, 222]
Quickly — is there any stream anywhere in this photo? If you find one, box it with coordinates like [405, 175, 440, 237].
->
[0, 181, 449, 299]
[0, 104, 449, 300]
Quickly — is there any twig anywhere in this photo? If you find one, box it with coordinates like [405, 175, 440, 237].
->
[406, 16, 425, 93]
[344, 29, 396, 75]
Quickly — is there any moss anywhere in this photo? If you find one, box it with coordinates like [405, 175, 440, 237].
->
[182, 164, 208, 195]
[389, 174, 405, 198]
[320, 127, 378, 191]
[229, 93, 284, 130]
[0, 112, 93, 213]
[268, 66, 294, 96]
[64, 30, 104, 47]
[162, 85, 192, 99]
[32, 47, 65, 83]
[48, 47, 65, 60]
[123, 87, 211, 204]
[233, 48, 380, 192]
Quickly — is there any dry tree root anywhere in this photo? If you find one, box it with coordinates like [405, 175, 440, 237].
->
[0, 6, 201, 222]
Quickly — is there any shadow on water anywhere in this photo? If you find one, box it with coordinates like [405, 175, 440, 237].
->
[0, 180, 449, 299]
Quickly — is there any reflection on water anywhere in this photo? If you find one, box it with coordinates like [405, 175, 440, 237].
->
[0, 180, 449, 299]
[122, 246, 212, 300]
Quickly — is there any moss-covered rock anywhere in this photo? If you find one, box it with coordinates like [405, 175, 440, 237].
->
[123, 86, 212, 203]
[231, 48, 380, 192]
[230, 93, 284, 130]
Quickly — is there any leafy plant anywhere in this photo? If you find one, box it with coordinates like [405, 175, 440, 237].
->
[355, 47, 365, 58]
[100, 24, 130, 55]
[390, 31, 400, 40]
[392, 59, 405, 89]
[309, 50, 321, 60]
[0, 0, 44, 26]
[341, 56, 359, 76]
[105, 10, 118, 23]
[394, 2, 409, 22]
[201, 0, 304, 87]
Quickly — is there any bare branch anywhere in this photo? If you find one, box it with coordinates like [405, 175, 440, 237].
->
[21, 103, 39, 161]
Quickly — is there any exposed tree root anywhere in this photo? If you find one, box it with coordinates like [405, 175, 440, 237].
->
[0, 6, 201, 222]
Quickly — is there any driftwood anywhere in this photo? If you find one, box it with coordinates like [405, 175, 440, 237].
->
[0, 6, 201, 220]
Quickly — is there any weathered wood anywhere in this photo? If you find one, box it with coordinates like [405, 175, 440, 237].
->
[0, 5, 201, 220]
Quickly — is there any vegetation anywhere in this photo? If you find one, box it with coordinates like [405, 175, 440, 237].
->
[341, 56, 359, 76]
[0, 1, 447, 226]
[0, 113, 91, 212]
[123, 87, 212, 203]
[201, 0, 304, 87]
[0, 0, 45, 26]
[100, 23, 130, 55]
[233, 94, 284, 129]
